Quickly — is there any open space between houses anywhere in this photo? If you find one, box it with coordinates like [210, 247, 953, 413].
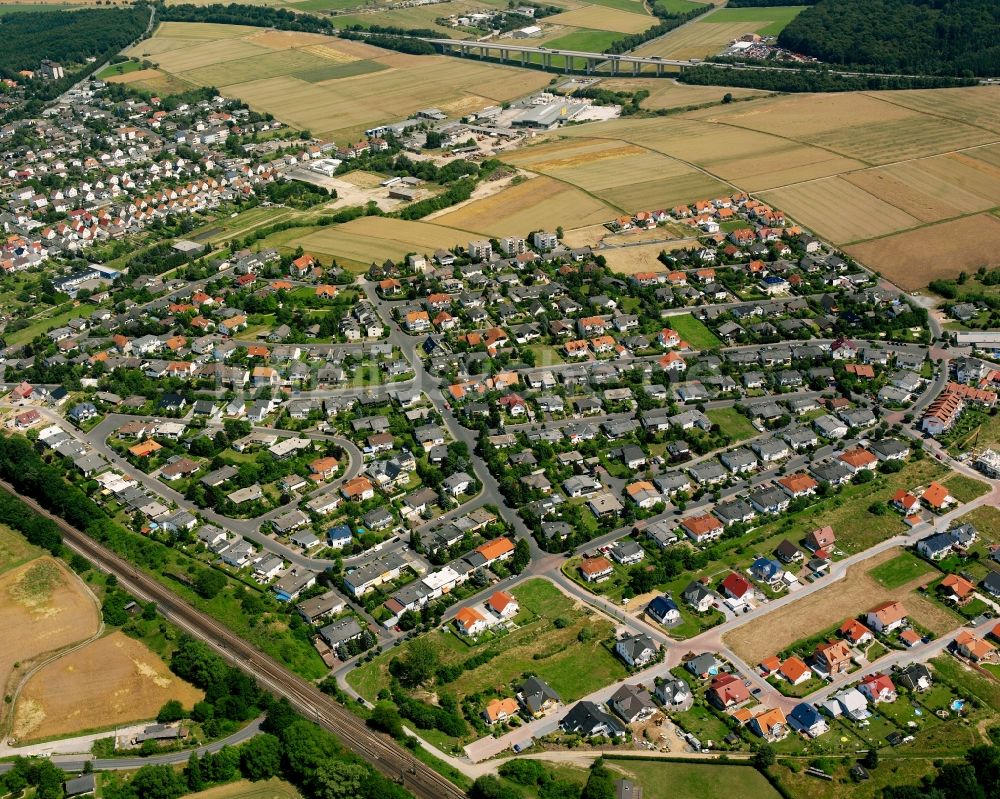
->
[723, 547, 956, 667]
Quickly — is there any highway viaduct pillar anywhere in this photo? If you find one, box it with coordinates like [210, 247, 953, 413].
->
[656, 62, 664, 77]
[632, 60, 639, 76]
[521, 51, 527, 66]
[543, 52, 552, 69]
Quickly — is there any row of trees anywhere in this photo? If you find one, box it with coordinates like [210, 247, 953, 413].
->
[679, 65, 977, 91]
[158, 3, 334, 34]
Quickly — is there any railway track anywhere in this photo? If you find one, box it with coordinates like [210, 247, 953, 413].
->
[0, 481, 466, 799]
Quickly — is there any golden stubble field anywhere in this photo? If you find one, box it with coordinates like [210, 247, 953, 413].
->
[0, 556, 101, 726]
[295, 217, 479, 269]
[723, 548, 957, 666]
[433, 175, 616, 235]
[13, 631, 204, 741]
[130, 22, 550, 142]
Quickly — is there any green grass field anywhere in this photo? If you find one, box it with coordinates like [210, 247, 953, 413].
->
[609, 759, 782, 799]
[653, 0, 711, 12]
[0, 3, 71, 13]
[868, 551, 934, 589]
[98, 60, 143, 79]
[587, 0, 653, 13]
[543, 29, 624, 51]
[668, 312, 723, 349]
[347, 578, 626, 711]
[293, 60, 387, 83]
[942, 473, 991, 503]
[932, 655, 1000, 713]
[0, 524, 43, 576]
[706, 407, 757, 441]
[702, 5, 806, 36]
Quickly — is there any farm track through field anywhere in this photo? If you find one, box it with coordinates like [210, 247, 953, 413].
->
[0, 481, 464, 799]
[0, 569, 104, 741]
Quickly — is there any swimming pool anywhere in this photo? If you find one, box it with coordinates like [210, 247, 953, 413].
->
[952, 699, 966, 711]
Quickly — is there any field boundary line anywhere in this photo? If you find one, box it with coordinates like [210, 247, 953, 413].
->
[863, 91, 1000, 138]
[757, 136, 1000, 194]
[839, 204, 1000, 248]
[557, 131, 742, 200]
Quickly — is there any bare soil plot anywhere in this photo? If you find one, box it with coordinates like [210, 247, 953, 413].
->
[544, 5, 653, 33]
[602, 240, 697, 273]
[338, 170, 386, 188]
[0, 558, 100, 723]
[845, 213, 1000, 290]
[760, 176, 921, 244]
[13, 631, 203, 742]
[633, 21, 756, 59]
[433, 175, 615, 236]
[561, 223, 611, 248]
[724, 547, 956, 666]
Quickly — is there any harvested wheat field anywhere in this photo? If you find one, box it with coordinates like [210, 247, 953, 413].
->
[846, 213, 1000, 291]
[296, 217, 477, 269]
[634, 21, 754, 59]
[760, 176, 920, 244]
[0, 524, 43, 576]
[133, 21, 549, 141]
[544, 5, 653, 33]
[0, 558, 100, 711]
[505, 136, 731, 210]
[600, 79, 768, 111]
[873, 86, 1000, 134]
[433, 175, 615, 236]
[12, 631, 203, 742]
[724, 548, 957, 666]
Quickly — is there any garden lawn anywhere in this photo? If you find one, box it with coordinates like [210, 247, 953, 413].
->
[745, 458, 949, 553]
[347, 578, 626, 707]
[706, 407, 757, 441]
[932, 654, 1000, 713]
[668, 312, 722, 349]
[868, 550, 935, 589]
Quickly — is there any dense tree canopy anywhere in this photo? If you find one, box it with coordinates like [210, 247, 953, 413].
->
[778, 0, 1000, 76]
